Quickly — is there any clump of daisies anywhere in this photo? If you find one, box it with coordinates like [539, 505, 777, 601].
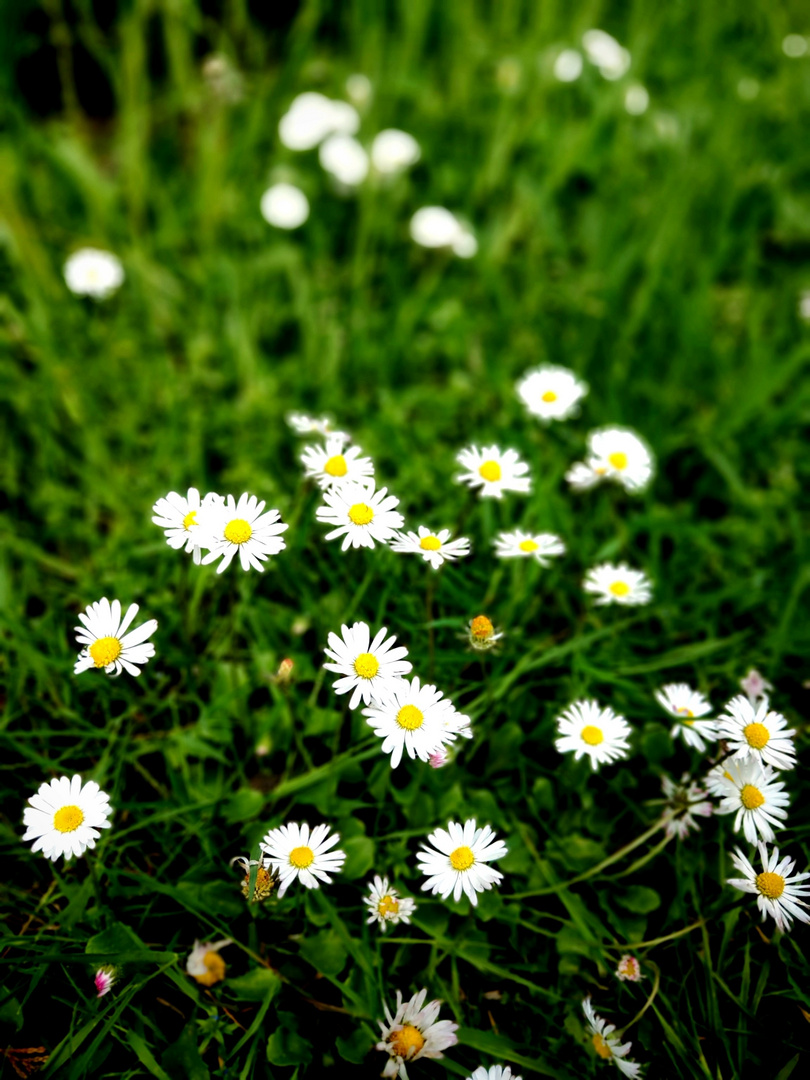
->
[364, 876, 416, 930]
[376, 988, 459, 1078]
[74, 598, 157, 678]
[417, 818, 507, 906]
[567, 427, 654, 493]
[23, 775, 112, 861]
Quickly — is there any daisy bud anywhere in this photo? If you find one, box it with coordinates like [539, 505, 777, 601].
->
[94, 967, 117, 998]
[467, 615, 503, 652]
[273, 658, 294, 684]
[740, 669, 772, 705]
[615, 955, 643, 982]
[429, 751, 448, 769]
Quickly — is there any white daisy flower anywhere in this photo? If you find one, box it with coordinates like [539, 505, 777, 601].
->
[260, 183, 309, 229]
[569, 427, 654, 494]
[467, 1068, 522, 1080]
[323, 621, 411, 710]
[390, 526, 471, 569]
[582, 30, 631, 81]
[565, 460, 602, 491]
[582, 997, 642, 1078]
[286, 412, 349, 441]
[417, 818, 507, 906]
[660, 774, 713, 840]
[713, 758, 790, 845]
[260, 821, 346, 897]
[364, 875, 416, 930]
[467, 614, 503, 651]
[300, 435, 374, 490]
[151, 487, 222, 565]
[376, 988, 459, 1080]
[64, 248, 124, 299]
[74, 598, 157, 677]
[493, 530, 565, 565]
[516, 364, 588, 422]
[455, 445, 531, 499]
[654, 684, 717, 751]
[186, 938, 232, 986]
[555, 700, 632, 770]
[409, 207, 476, 257]
[362, 676, 464, 768]
[553, 49, 583, 82]
[615, 956, 643, 983]
[717, 695, 797, 772]
[198, 493, 288, 573]
[278, 92, 359, 151]
[583, 562, 652, 606]
[319, 133, 369, 186]
[727, 842, 810, 933]
[315, 481, 404, 550]
[22, 774, 112, 861]
[371, 129, 421, 174]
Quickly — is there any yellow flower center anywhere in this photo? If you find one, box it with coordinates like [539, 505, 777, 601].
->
[676, 706, 695, 717]
[609, 580, 631, 597]
[89, 636, 122, 668]
[541, 390, 558, 403]
[396, 704, 424, 730]
[241, 866, 276, 902]
[449, 846, 475, 871]
[53, 805, 84, 833]
[378, 895, 400, 917]
[478, 460, 501, 482]
[390, 1025, 425, 1057]
[593, 1032, 613, 1060]
[756, 871, 785, 899]
[183, 510, 197, 530]
[608, 451, 628, 470]
[194, 951, 226, 987]
[324, 454, 348, 477]
[581, 725, 604, 746]
[419, 535, 442, 551]
[519, 539, 539, 552]
[354, 652, 380, 679]
[470, 615, 494, 640]
[740, 784, 765, 810]
[224, 518, 252, 544]
[348, 502, 374, 525]
[289, 846, 314, 869]
[744, 722, 769, 749]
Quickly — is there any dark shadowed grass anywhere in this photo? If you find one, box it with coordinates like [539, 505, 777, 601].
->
[1, 1, 810, 1077]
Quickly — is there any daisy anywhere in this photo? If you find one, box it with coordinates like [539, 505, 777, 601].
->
[371, 129, 421, 174]
[230, 854, 279, 902]
[516, 364, 588, 422]
[315, 481, 404, 550]
[278, 91, 359, 151]
[455, 445, 531, 499]
[186, 939, 231, 986]
[364, 876, 417, 930]
[151, 487, 222, 565]
[468, 1068, 522, 1080]
[64, 248, 124, 299]
[727, 842, 810, 933]
[376, 988, 459, 1079]
[286, 413, 349, 441]
[259, 821, 346, 897]
[582, 998, 642, 1077]
[555, 700, 632, 770]
[717, 695, 797, 772]
[583, 563, 652, 606]
[740, 669, 772, 705]
[260, 183, 309, 229]
[300, 435, 374, 490]
[582, 29, 631, 80]
[713, 758, 790, 845]
[615, 956, 642, 983]
[410, 206, 476, 258]
[417, 818, 507, 906]
[390, 526, 471, 569]
[94, 968, 116, 998]
[554, 49, 584, 82]
[74, 598, 157, 677]
[362, 677, 464, 768]
[654, 684, 717, 751]
[323, 621, 411, 709]
[565, 461, 602, 491]
[586, 428, 654, 493]
[467, 614, 503, 651]
[493, 530, 565, 566]
[198, 493, 288, 573]
[660, 774, 713, 840]
[319, 133, 369, 186]
[22, 774, 112, 861]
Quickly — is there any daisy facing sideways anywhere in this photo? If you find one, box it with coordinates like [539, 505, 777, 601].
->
[417, 818, 507, 906]
[455, 445, 531, 499]
[362, 676, 468, 767]
[364, 876, 417, 930]
[186, 939, 232, 986]
[555, 700, 632, 770]
[493, 530, 565, 565]
[198, 492, 288, 573]
[581, 997, 642, 1077]
[376, 987, 459, 1080]
[151, 487, 223, 564]
[323, 621, 411, 709]
[23, 774, 112, 861]
[300, 435, 374, 490]
[286, 412, 349, 442]
[717, 694, 797, 772]
[516, 363, 588, 422]
[654, 684, 717, 751]
[727, 842, 810, 933]
[712, 758, 790, 845]
[390, 526, 471, 569]
[259, 821, 346, 897]
[74, 597, 157, 677]
[566, 427, 654, 494]
[583, 563, 652, 606]
[316, 481, 404, 550]
[660, 774, 713, 841]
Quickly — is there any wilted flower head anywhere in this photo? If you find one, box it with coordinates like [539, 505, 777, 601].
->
[230, 854, 280, 902]
[186, 939, 232, 986]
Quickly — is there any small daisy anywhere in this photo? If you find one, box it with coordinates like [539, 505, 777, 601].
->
[362, 677, 464, 768]
[467, 614, 503, 651]
[364, 876, 417, 930]
[467, 1068, 522, 1080]
[376, 988, 459, 1080]
[615, 956, 643, 983]
[582, 998, 642, 1078]
[555, 700, 632, 770]
[654, 684, 717, 751]
[390, 526, 471, 569]
[94, 967, 116, 998]
[22, 775, 112, 861]
[740, 669, 772, 705]
[260, 821, 346, 897]
[417, 818, 507, 906]
[410, 206, 476, 257]
[717, 695, 797, 772]
[230, 854, 279, 902]
[286, 412, 349, 441]
[315, 481, 404, 550]
[371, 129, 421, 174]
[583, 563, 652, 606]
[493, 530, 565, 566]
[74, 598, 157, 677]
[516, 364, 588, 422]
[260, 182, 309, 229]
[151, 487, 222, 565]
[567, 428, 654, 494]
[319, 133, 369, 186]
[660, 774, 713, 840]
[455, 445, 531, 499]
[278, 92, 359, 151]
[565, 460, 602, 491]
[323, 621, 411, 709]
[186, 939, 232, 986]
[300, 435, 374, 490]
[64, 248, 124, 299]
[198, 493, 288, 573]
[713, 758, 790, 845]
[727, 842, 810, 933]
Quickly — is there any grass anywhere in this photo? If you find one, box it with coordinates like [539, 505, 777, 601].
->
[1, 0, 810, 1077]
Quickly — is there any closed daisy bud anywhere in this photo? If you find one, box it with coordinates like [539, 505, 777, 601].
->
[186, 939, 232, 986]
[94, 967, 117, 998]
[376, 988, 459, 1078]
[467, 615, 503, 651]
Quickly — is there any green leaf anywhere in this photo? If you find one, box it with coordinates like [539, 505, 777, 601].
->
[617, 886, 662, 914]
[225, 967, 282, 1002]
[774, 1054, 800, 1080]
[640, 723, 674, 763]
[341, 835, 375, 879]
[162, 1023, 210, 1080]
[299, 929, 348, 976]
[222, 788, 266, 825]
[335, 1026, 374, 1064]
[457, 1028, 561, 1077]
[85, 921, 144, 955]
[0, 994, 23, 1032]
[267, 1012, 313, 1067]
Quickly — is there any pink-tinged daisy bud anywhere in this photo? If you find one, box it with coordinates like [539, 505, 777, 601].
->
[429, 751, 448, 769]
[94, 967, 116, 998]
[740, 669, 772, 705]
[615, 955, 643, 982]
[273, 658, 294, 684]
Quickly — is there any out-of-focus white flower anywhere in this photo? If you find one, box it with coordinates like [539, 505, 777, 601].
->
[660, 774, 713, 840]
[583, 563, 652, 606]
[554, 49, 583, 82]
[345, 73, 372, 106]
[390, 526, 471, 569]
[799, 290, 810, 321]
[410, 207, 476, 257]
[455, 445, 531, 499]
[567, 427, 655, 493]
[64, 248, 124, 299]
[286, 413, 349, 441]
[655, 684, 717, 751]
[260, 183, 310, 229]
[278, 92, 359, 151]
[582, 29, 631, 80]
[493, 530, 565, 565]
[624, 85, 649, 115]
[186, 939, 231, 986]
[467, 1068, 522, 1080]
[582, 998, 642, 1077]
[517, 363, 588, 421]
[371, 129, 421, 174]
[319, 134, 369, 186]
[740, 669, 772, 705]
[782, 34, 808, 58]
